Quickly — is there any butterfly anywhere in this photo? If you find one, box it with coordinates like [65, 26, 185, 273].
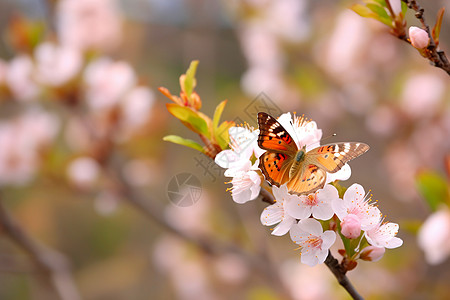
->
[257, 112, 369, 195]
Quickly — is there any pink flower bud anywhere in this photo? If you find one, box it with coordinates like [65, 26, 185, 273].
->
[409, 26, 430, 49]
[341, 214, 361, 239]
[359, 246, 385, 262]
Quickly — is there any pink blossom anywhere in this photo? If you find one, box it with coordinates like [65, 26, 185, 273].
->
[66, 156, 100, 189]
[285, 184, 338, 221]
[120, 86, 155, 128]
[341, 214, 362, 239]
[5, 55, 39, 101]
[84, 58, 136, 111]
[290, 218, 336, 266]
[332, 183, 381, 231]
[418, 208, 450, 265]
[261, 185, 296, 236]
[359, 246, 385, 262]
[34, 42, 82, 86]
[0, 110, 59, 186]
[401, 73, 445, 118]
[365, 221, 403, 249]
[57, 0, 122, 52]
[409, 26, 430, 49]
[229, 169, 261, 204]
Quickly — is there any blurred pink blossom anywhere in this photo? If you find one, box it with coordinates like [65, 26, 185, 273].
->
[401, 72, 445, 118]
[280, 259, 334, 299]
[57, 0, 122, 52]
[418, 207, 450, 265]
[265, 0, 310, 42]
[5, 55, 39, 101]
[153, 236, 215, 300]
[118, 86, 155, 136]
[0, 109, 59, 186]
[84, 58, 136, 111]
[213, 254, 249, 285]
[409, 26, 429, 49]
[320, 11, 369, 79]
[366, 105, 398, 137]
[34, 42, 82, 86]
[66, 156, 100, 189]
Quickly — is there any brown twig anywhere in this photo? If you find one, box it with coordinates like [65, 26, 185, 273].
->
[401, 0, 450, 75]
[0, 197, 81, 300]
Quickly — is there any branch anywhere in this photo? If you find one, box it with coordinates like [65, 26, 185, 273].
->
[324, 252, 364, 300]
[260, 189, 364, 299]
[0, 197, 81, 300]
[401, 0, 450, 75]
[108, 157, 294, 300]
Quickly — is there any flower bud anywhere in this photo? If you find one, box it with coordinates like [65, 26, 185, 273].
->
[409, 26, 430, 49]
[341, 214, 361, 239]
[360, 246, 385, 262]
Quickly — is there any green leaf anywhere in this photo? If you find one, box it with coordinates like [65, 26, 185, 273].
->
[351, 4, 375, 18]
[351, 3, 392, 27]
[163, 135, 205, 153]
[432, 7, 445, 44]
[166, 103, 209, 137]
[370, 0, 387, 7]
[184, 60, 199, 98]
[215, 121, 234, 150]
[416, 171, 449, 211]
[366, 3, 393, 26]
[401, 0, 408, 16]
[213, 100, 227, 129]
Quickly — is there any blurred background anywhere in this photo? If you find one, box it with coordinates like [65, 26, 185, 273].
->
[0, 0, 449, 299]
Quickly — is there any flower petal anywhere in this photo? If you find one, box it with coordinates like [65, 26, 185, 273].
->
[312, 204, 334, 220]
[261, 202, 284, 226]
[272, 216, 296, 236]
[298, 218, 323, 236]
[285, 195, 311, 220]
[321, 230, 336, 249]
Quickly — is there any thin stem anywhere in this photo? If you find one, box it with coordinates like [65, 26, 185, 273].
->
[324, 252, 364, 300]
[401, 0, 450, 75]
[0, 197, 81, 300]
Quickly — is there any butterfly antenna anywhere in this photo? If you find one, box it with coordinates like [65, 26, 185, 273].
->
[322, 133, 337, 142]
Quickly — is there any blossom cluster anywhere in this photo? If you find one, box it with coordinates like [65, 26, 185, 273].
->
[215, 112, 402, 267]
[0, 0, 155, 188]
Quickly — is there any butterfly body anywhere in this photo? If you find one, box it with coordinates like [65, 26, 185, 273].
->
[257, 112, 369, 195]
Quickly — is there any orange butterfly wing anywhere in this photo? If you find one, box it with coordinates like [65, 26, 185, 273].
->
[310, 143, 370, 173]
[259, 152, 292, 187]
[287, 143, 370, 195]
[287, 164, 327, 196]
[257, 112, 297, 187]
[257, 112, 370, 195]
[257, 112, 298, 154]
